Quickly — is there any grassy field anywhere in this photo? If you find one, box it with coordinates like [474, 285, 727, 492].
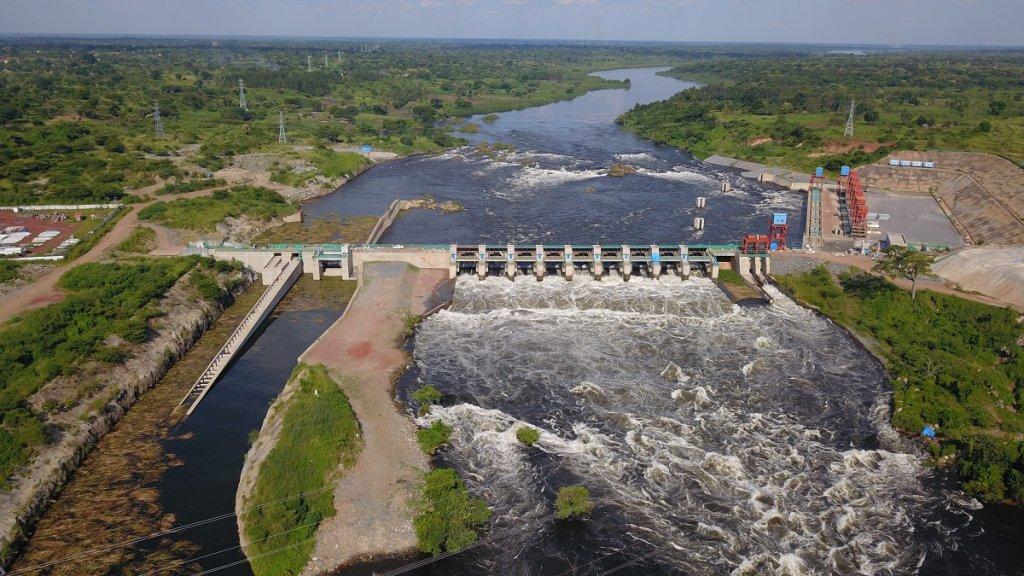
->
[242, 365, 361, 576]
[618, 51, 1024, 174]
[776, 266, 1024, 503]
[114, 226, 156, 255]
[138, 186, 294, 231]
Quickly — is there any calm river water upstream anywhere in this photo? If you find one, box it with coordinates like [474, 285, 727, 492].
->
[163, 68, 1020, 575]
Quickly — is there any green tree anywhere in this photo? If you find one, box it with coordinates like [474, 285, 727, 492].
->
[872, 245, 935, 300]
[554, 485, 594, 520]
[414, 468, 491, 555]
[515, 426, 540, 446]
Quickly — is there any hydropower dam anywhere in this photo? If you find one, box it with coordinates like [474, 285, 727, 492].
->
[141, 66, 1015, 576]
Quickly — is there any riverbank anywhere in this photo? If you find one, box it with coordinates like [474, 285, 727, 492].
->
[238, 262, 447, 575]
[1, 263, 254, 570]
[772, 262, 1024, 505]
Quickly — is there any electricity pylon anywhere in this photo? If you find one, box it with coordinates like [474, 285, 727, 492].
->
[152, 102, 164, 138]
[278, 111, 287, 144]
[238, 78, 247, 112]
[844, 100, 856, 137]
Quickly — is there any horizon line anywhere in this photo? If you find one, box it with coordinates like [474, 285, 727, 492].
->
[0, 32, 1022, 50]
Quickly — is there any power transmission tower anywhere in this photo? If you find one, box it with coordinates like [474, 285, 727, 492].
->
[337, 49, 342, 63]
[278, 111, 287, 144]
[307, 54, 313, 72]
[152, 102, 164, 138]
[238, 78, 247, 112]
[323, 53, 328, 69]
[844, 100, 856, 137]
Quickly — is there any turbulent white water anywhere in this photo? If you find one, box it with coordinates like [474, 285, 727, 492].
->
[412, 276, 940, 575]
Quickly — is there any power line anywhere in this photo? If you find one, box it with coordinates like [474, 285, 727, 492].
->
[7, 485, 336, 575]
[593, 549, 662, 576]
[189, 537, 317, 576]
[374, 512, 559, 576]
[139, 519, 323, 576]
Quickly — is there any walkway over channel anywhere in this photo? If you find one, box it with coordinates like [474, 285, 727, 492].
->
[177, 255, 302, 416]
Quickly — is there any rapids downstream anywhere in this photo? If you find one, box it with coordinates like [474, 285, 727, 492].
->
[408, 277, 936, 575]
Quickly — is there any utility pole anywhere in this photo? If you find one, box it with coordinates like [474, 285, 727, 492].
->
[844, 100, 856, 137]
[152, 102, 164, 138]
[278, 111, 287, 144]
[238, 78, 247, 112]
[307, 54, 313, 72]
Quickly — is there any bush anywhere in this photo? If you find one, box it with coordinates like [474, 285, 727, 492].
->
[0, 260, 21, 283]
[516, 426, 540, 446]
[189, 271, 224, 302]
[417, 420, 452, 455]
[414, 468, 490, 555]
[411, 385, 442, 414]
[555, 485, 594, 520]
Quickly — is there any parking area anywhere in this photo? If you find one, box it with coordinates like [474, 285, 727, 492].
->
[865, 190, 964, 249]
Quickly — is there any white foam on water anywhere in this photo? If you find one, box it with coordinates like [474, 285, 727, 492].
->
[637, 167, 717, 184]
[412, 275, 955, 574]
[505, 165, 604, 191]
[615, 152, 657, 162]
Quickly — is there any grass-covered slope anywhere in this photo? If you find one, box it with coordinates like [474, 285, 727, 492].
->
[242, 365, 361, 576]
[776, 266, 1024, 503]
[138, 186, 294, 231]
[0, 256, 238, 487]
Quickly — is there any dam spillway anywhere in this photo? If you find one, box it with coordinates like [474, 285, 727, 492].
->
[187, 242, 772, 283]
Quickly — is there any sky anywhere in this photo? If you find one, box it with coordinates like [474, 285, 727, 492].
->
[3, 0, 1023, 47]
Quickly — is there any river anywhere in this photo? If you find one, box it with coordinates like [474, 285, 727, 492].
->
[164, 68, 1018, 575]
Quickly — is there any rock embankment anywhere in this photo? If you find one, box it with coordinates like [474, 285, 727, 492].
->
[0, 267, 253, 567]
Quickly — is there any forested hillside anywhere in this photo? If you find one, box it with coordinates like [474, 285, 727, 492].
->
[0, 39, 678, 205]
[618, 50, 1024, 172]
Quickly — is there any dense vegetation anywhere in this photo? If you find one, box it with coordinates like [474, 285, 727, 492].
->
[776, 266, 1024, 503]
[0, 260, 20, 283]
[242, 365, 360, 576]
[138, 186, 294, 231]
[0, 256, 225, 487]
[619, 50, 1024, 172]
[414, 468, 491, 555]
[0, 38, 677, 205]
[554, 485, 594, 520]
[417, 420, 453, 455]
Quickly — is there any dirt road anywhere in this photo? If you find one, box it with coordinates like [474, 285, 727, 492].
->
[0, 186, 221, 325]
[296, 262, 447, 575]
